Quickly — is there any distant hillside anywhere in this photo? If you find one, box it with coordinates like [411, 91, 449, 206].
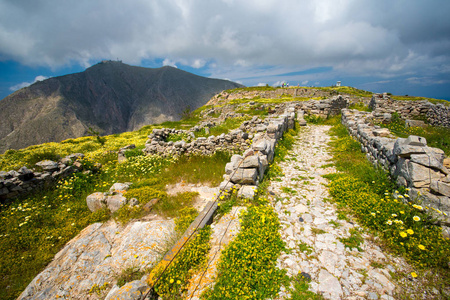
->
[0, 61, 242, 153]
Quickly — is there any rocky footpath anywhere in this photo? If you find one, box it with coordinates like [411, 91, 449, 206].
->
[269, 125, 419, 299]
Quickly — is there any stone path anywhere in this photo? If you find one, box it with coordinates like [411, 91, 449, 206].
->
[268, 125, 405, 300]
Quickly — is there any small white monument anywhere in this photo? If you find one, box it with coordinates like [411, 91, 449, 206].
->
[336, 81, 341, 87]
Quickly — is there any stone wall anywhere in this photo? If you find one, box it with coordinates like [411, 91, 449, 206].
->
[341, 109, 450, 226]
[369, 93, 450, 128]
[219, 106, 297, 198]
[0, 154, 86, 202]
[297, 95, 350, 118]
[143, 127, 250, 157]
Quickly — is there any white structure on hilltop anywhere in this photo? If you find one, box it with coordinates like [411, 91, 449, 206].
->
[336, 81, 341, 87]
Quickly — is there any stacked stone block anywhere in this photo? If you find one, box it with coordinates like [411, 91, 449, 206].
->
[0, 153, 85, 202]
[342, 109, 450, 224]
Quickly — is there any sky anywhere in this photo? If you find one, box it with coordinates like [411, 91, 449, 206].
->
[1, 0, 450, 101]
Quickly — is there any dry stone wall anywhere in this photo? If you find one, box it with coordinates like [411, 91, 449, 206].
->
[297, 95, 350, 118]
[341, 109, 450, 226]
[369, 93, 450, 128]
[220, 106, 298, 199]
[143, 127, 250, 157]
[0, 154, 85, 202]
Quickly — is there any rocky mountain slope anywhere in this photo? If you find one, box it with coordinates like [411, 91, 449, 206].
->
[0, 61, 242, 153]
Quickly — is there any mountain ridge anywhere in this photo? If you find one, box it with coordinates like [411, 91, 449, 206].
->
[0, 61, 243, 153]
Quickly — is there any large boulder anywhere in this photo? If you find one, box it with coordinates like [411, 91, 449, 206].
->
[106, 194, 128, 213]
[241, 155, 260, 168]
[86, 192, 107, 212]
[397, 160, 441, 188]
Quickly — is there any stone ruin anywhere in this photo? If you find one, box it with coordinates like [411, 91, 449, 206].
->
[219, 106, 298, 199]
[0, 153, 86, 202]
[369, 93, 450, 128]
[342, 109, 450, 229]
[143, 127, 249, 157]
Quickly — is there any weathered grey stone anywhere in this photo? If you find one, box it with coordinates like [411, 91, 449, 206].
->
[36, 160, 59, 172]
[393, 138, 426, 157]
[406, 119, 426, 128]
[238, 185, 257, 199]
[298, 119, 307, 126]
[430, 181, 450, 197]
[61, 153, 85, 164]
[219, 180, 234, 192]
[104, 280, 149, 300]
[106, 195, 128, 213]
[241, 155, 260, 168]
[401, 160, 441, 188]
[0, 187, 9, 196]
[109, 183, 132, 194]
[230, 168, 258, 185]
[19, 220, 175, 300]
[317, 269, 343, 298]
[410, 153, 443, 170]
[53, 166, 74, 178]
[18, 166, 34, 181]
[372, 128, 390, 137]
[86, 192, 107, 212]
[405, 135, 427, 146]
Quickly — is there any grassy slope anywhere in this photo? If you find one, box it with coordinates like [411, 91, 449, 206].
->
[1, 86, 449, 299]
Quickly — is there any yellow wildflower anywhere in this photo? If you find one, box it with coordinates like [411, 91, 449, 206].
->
[399, 231, 407, 238]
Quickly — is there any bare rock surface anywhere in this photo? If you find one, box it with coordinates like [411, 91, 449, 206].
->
[18, 218, 175, 300]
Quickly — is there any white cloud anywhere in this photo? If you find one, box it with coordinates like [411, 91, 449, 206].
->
[9, 75, 48, 91]
[191, 59, 206, 68]
[0, 0, 448, 90]
[257, 83, 266, 86]
[162, 58, 177, 68]
[301, 80, 309, 85]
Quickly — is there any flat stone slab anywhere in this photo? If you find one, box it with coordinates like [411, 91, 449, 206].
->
[18, 219, 175, 300]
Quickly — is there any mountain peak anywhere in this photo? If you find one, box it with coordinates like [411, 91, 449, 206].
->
[0, 64, 243, 153]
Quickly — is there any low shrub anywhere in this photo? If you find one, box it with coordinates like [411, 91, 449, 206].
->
[203, 205, 287, 299]
[327, 123, 450, 272]
[149, 226, 212, 298]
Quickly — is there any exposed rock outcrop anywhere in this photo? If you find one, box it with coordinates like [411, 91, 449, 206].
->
[18, 219, 175, 300]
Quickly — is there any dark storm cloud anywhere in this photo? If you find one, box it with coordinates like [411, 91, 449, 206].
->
[0, 0, 449, 85]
